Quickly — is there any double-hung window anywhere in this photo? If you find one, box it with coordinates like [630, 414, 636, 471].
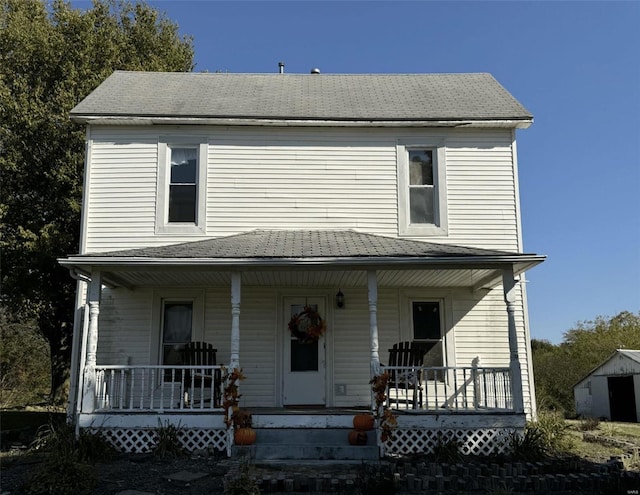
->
[397, 143, 448, 236]
[156, 138, 207, 234]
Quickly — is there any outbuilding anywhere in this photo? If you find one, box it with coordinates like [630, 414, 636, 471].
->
[574, 349, 640, 422]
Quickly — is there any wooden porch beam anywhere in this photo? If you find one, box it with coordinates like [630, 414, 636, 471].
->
[502, 267, 524, 414]
[229, 272, 241, 370]
[367, 270, 382, 377]
[82, 270, 102, 413]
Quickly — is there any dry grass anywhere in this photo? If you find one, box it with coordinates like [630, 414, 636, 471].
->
[565, 419, 640, 469]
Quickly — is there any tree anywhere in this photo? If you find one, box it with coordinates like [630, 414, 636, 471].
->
[0, 0, 194, 403]
[532, 311, 640, 414]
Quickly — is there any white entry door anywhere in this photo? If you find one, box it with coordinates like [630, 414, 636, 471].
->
[283, 297, 326, 405]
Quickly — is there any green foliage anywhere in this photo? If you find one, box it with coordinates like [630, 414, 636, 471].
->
[429, 434, 462, 463]
[24, 418, 113, 495]
[0, 0, 194, 403]
[224, 459, 261, 495]
[29, 418, 115, 462]
[509, 411, 573, 461]
[578, 416, 600, 431]
[153, 420, 185, 458]
[532, 310, 640, 415]
[0, 310, 50, 408]
[24, 455, 97, 495]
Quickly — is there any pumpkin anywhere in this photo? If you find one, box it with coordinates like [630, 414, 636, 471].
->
[348, 429, 368, 446]
[353, 413, 374, 431]
[234, 427, 256, 445]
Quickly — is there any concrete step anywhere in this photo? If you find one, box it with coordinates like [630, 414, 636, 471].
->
[256, 428, 371, 445]
[234, 428, 379, 461]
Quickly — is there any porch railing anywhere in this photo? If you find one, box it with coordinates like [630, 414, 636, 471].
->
[385, 365, 513, 412]
[92, 365, 224, 412]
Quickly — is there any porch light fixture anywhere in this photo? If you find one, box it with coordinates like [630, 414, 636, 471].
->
[335, 289, 345, 309]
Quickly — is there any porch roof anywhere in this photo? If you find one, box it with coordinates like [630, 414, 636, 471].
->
[60, 230, 544, 289]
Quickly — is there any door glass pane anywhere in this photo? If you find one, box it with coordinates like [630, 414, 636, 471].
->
[291, 340, 319, 371]
[289, 303, 319, 372]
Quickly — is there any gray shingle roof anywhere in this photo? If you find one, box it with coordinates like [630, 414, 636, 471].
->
[76, 230, 529, 260]
[70, 71, 532, 123]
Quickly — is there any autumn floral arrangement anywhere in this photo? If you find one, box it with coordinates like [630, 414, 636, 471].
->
[287, 306, 326, 344]
[222, 367, 246, 428]
[370, 371, 397, 443]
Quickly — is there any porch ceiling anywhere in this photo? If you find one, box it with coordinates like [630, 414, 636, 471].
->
[76, 266, 507, 290]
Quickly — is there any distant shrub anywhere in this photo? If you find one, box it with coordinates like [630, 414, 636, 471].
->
[0, 314, 50, 408]
[578, 416, 600, 431]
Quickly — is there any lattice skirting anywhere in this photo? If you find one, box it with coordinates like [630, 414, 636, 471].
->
[386, 427, 520, 456]
[84, 427, 228, 454]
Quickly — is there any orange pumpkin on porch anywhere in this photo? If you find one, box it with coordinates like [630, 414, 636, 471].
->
[353, 413, 374, 431]
[234, 427, 256, 445]
[348, 429, 368, 445]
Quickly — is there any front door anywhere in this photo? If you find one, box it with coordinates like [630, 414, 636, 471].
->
[283, 297, 326, 405]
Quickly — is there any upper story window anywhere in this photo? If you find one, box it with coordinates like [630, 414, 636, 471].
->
[168, 148, 198, 223]
[397, 143, 448, 237]
[156, 138, 207, 234]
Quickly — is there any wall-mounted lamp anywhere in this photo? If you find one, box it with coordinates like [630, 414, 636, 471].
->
[335, 289, 345, 309]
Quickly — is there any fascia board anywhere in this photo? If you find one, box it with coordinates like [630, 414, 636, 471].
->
[59, 254, 546, 270]
[69, 115, 533, 129]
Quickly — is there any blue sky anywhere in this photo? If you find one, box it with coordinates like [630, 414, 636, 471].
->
[74, 0, 640, 343]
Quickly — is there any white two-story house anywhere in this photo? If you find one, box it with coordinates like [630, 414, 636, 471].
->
[61, 70, 545, 459]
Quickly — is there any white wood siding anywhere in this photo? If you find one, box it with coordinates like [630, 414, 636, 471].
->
[83, 126, 520, 253]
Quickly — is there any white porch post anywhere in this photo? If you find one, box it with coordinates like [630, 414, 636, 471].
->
[367, 270, 382, 377]
[503, 267, 524, 414]
[81, 270, 101, 413]
[229, 272, 241, 370]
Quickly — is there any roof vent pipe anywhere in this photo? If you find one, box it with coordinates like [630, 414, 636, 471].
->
[311, 68, 320, 74]
[278, 62, 285, 74]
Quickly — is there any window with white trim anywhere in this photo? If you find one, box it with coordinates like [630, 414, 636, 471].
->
[397, 144, 448, 236]
[156, 139, 207, 234]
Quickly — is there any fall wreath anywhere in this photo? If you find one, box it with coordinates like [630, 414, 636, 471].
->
[288, 306, 326, 344]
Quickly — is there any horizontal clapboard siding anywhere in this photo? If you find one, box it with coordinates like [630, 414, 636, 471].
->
[96, 288, 153, 365]
[83, 126, 521, 253]
[445, 133, 518, 250]
[208, 129, 397, 235]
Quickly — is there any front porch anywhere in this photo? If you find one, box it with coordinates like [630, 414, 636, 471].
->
[79, 363, 523, 458]
[62, 230, 544, 459]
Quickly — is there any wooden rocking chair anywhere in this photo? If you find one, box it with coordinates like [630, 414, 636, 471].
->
[181, 342, 220, 407]
[387, 341, 433, 409]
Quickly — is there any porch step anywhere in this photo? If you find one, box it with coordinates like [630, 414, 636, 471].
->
[236, 428, 379, 461]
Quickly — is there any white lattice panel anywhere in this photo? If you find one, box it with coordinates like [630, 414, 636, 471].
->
[387, 428, 517, 456]
[84, 427, 228, 454]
